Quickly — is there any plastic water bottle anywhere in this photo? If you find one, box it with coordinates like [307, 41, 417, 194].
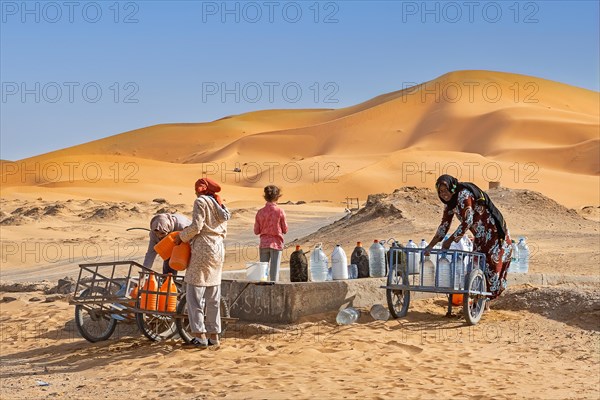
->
[310, 243, 329, 282]
[453, 253, 463, 290]
[369, 240, 386, 278]
[347, 264, 358, 279]
[387, 240, 401, 276]
[422, 258, 435, 286]
[370, 304, 390, 321]
[331, 245, 349, 280]
[517, 237, 530, 273]
[290, 245, 308, 282]
[463, 236, 474, 252]
[511, 241, 520, 272]
[419, 239, 429, 280]
[336, 307, 360, 325]
[351, 242, 370, 278]
[449, 238, 466, 289]
[405, 239, 418, 274]
[438, 253, 452, 288]
[380, 240, 388, 276]
[447, 241, 466, 289]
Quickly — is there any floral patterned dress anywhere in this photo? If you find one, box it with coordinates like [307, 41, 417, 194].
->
[434, 188, 512, 298]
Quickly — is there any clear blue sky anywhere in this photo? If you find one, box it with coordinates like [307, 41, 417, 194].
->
[1, 0, 598, 160]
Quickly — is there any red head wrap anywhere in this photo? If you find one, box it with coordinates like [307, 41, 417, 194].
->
[194, 178, 222, 205]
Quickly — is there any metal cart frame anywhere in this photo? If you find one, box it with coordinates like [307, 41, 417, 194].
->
[382, 248, 492, 325]
[69, 261, 238, 343]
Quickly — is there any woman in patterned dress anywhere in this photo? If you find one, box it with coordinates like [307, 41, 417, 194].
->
[424, 175, 513, 299]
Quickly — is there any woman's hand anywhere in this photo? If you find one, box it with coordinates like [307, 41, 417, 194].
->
[173, 234, 182, 245]
[442, 238, 453, 249]
[423, 245, 433, 256]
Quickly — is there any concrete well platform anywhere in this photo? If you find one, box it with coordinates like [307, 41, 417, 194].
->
[219, 270, 598, 324]
[221, 278, 387, 324]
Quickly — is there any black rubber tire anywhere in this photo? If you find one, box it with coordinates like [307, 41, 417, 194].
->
[463, 269, 486, 325]
[176, 296, 231, 344]
[386, 263, 410, 319]
[135, 311, 177, 342]
[74, 287, 117, 343]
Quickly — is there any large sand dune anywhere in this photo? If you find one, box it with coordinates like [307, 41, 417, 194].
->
[2, 70, 598, 208]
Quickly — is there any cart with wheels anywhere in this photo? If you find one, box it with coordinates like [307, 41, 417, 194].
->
[70, 261, 186, 342]
[383, 247, 490, 325]
[71, 261, 270, 343]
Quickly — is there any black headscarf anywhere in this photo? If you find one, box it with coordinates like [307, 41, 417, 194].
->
[435, 174, 460, 208]
[435, 174, 508, 241]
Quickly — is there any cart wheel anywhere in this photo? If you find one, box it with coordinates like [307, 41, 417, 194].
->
[463, 269, 486, 325]
[175, 296, 231, 344]
[386, 263, 410, 318]
[75, 287, 118, 343]
[134, 279, 185, 342]
[135, 312, 177, 342]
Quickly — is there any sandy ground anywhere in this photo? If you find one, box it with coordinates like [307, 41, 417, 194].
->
[0, 187, 598, 399]
[1, 186, 598, 284]
[0, 285, 598, 400]
[0, 198, 345, 282]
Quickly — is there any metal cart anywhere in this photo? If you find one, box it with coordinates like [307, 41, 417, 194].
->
[382, 247, 491, 325]
[69, 261, 235, 343]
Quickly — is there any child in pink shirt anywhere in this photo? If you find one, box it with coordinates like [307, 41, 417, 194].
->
[254, 185, 288, 281]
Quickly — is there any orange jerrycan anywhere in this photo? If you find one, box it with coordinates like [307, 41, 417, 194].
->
[128, 284, 139, 308]
[154, 231, 180, 260]
[451, 294, 463, 306]
[140, 273, 158, 310]
[169, 243, 191, 271]
[157, 274, 178, 312]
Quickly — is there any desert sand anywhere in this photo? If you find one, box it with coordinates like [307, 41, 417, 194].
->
[1, 70, 599, 399]
[0, 286, 599, 399]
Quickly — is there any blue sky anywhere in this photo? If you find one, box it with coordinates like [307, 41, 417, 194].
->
[1, 0, 599, 160]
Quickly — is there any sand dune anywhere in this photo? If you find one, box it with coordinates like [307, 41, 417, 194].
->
[1, 70, 598, 209]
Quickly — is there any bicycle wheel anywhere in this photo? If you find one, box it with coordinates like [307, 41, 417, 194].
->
[176, 295, 231, 344]
[74, 287, 117, 343]
[386, 263, 410, 319]
[463, 269, 486, 325]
